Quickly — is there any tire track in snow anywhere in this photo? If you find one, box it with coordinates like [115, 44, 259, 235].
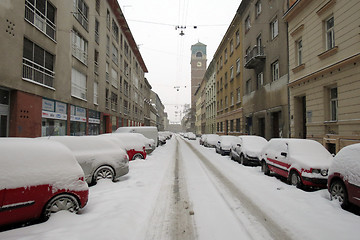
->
[182, 139, 293, 240]
[144, 138, 196, 240]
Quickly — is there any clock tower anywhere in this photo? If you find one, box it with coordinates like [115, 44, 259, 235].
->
[190, 42, 207, 115]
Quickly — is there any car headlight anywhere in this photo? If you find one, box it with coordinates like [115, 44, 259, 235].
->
[321, 169, 328, 176]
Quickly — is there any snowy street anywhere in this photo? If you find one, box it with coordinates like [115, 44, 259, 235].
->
[1, 135, 360, 240]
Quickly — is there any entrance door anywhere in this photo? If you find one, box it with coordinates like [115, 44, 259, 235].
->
[0, 89, 10, 137]
[271, 112, 280, 138]
[301, 96, 307, 139]
[258, 117, 265, 138]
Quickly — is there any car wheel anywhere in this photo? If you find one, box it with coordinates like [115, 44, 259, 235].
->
[261, 160, 270, 175]
[93, 166, 115, 184]
[240, 155, 246, 165]
[330, 180, 349, 208]
[220, 148, 225, 156]
[43, 194, 80, 220]
[132, 153, 144, 160]
[289, 171, 302, 188]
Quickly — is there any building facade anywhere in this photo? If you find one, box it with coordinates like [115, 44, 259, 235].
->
[284, 0, 360, 153]
[205, 59, 217, 134]
[242, 0, 289, 139]
[214, 7, 245, 136]
[0, 0, 150, 137]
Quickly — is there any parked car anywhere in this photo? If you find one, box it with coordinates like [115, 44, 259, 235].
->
[158, 132, 168, 145]
[216, 135, 241, 156]
[328, 143, 360, 208]
[102, 133, 149, 158]
[260, 138, 333, 188]
[0, 138, 89, 228]
[230, 135, 268, 165]
[200, 134, 208, 145]
[45, 136, 129, 185]
[186, 132, 196, 140]
[204, 134, 220, 148]
[115, 126, 159, 147]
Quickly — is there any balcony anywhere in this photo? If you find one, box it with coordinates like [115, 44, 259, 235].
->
[244, 46, 265, 69]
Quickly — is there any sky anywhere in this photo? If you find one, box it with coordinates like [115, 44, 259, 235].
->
[119, 0, 242, 123]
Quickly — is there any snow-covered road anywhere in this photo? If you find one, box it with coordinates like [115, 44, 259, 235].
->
[1, 135, 360, 240]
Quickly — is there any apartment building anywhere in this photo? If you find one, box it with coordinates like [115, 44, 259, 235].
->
[284, 0, 360, 153]
[205, 59, 216, 134]
[242, 0, 289, 139]
[214, 7, 244, 136]
[0, 0, 149, 137]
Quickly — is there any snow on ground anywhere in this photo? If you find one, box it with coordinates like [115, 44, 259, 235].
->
[1, 135, 360, 240]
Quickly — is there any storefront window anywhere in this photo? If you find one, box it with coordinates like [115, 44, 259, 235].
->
[88, 110, 100, 135]
[42, 119, 66, 136]
[70, 105, 86, 136]
[41, 98, 67, 136]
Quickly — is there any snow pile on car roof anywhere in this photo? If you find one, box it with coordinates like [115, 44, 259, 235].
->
[101, 133, 146, 151]
[329, 143, 360, 185]
[0, 138, 86, 191]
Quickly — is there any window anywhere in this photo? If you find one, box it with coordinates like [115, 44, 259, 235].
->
[245, 15, 251, 32]
[106, 9, 110, 29]
[326, 16, 335, 50]
[230, 66, 234, 80]
[230, 92, 234, 106]
[236, 58, 240, 74]
[94, 50, 99, 75]
[112, 43, 118, 65]
[236, 30, 240, 46]
[95, 19, 99, 44]
[257, 72, 263, 88]
[93, 82, 98, 105]
[95, 0, 100, 14]
[111, 68, 118, 88]
[72, 30, 88, 64]
[236, 118, 240, 132]
[220, 56, 223, 67]
[111, 92, 117, 111]
[71, 68, 87, 100]
[224, 49, 228, 62]
[196, 52, 203, 58]
[225, 96, 228, 108]
[297, 39, 303, 65]
[22, 38, 55, 87]
[271, 18, 278, 39]
[230, 39, 234, 54]
[73, 0, 88, 30]
[112, 19, 119, 43]
[236, 88, 241, 103]
[246, 79, 252, 94]
[105, 62, 110, 82]
[330, 87, 338, 121]
[255, 1, 261, 17]
[230, 120, 234, 132]
[25, 0, 56, 40]
[271, 61, 279, 81]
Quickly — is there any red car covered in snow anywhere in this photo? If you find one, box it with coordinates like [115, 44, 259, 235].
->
[328, 143, 360, 208]
[0, 138, 88, 228]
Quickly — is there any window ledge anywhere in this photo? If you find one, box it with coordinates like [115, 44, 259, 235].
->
[292, 63, 305, 73]
[318, 46, 338, 60]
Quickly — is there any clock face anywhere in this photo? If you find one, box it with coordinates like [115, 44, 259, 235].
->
[197, 61, 202, 67]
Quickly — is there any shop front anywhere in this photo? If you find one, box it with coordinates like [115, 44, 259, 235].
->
[41, 98, 67, 136]
[70, 105, 86, 136]
[88, 110, 101, 135]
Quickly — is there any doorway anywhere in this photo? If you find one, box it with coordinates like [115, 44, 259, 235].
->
[0, 89, 10, 137]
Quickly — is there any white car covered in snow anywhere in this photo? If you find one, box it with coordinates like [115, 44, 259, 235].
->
[260, 138, 333, 188]
[45, 136, 129, 185]
[215, 135, 241, 156]
[203, 134, 220, 148]
[230, 135, 268, 165]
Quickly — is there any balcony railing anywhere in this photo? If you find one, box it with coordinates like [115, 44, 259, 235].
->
[22, 58, 54, 88]
[25, 0, 56, 40]
[244, 46, 266, 69]
[72, 44, 88, 65]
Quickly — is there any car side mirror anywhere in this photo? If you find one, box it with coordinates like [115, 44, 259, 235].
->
[281, 152, 287, 157]
[237, 143, 241, 147]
